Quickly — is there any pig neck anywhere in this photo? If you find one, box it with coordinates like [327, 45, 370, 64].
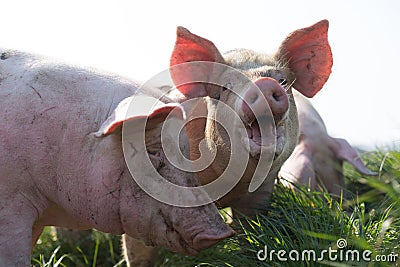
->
[78, 131, 129, 234]
[293, 91, 328, 150]
[293, 91, 327, 132]
[34, 131, 127, 235]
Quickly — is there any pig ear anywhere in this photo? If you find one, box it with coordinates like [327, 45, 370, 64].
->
[277, 20, 333, 98]
[170, 26, 225, 98]
[95, 95, 185, 137]
[329, 138, 378, 176]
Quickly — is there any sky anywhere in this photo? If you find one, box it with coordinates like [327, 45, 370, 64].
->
[1, 0, 399, 149]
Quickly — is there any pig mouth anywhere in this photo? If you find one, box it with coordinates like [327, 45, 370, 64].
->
[243, 118, 286, 159]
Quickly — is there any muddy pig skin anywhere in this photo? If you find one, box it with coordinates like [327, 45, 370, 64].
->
[279, 91, 377, 196]
[0, 50, 234, 266]
[123, 20, 333, 266]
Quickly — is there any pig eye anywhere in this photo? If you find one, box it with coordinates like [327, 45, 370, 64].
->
[216, 83, 233, 99]
[222, 82, 233, 91]
[278, 79, 287, 86]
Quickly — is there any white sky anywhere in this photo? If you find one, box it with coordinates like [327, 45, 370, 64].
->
[1, 0, 399, 149]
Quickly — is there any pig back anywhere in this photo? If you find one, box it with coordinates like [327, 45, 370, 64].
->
[0, 49, 138, 197]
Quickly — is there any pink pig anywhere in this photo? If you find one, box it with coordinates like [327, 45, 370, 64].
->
[0, 50, 234, 266]
[279, 91, 377, 196]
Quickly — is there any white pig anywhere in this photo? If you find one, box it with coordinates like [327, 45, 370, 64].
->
[0, 50, 234, 266]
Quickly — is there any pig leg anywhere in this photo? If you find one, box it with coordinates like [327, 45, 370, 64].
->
[122, 234, 158, 267]
[0, 201, 37, 266]
[329, 138, 378, 176]
[279, 144, 317, 190]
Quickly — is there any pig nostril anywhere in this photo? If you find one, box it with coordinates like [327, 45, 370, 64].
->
[273, 93, 281, 102]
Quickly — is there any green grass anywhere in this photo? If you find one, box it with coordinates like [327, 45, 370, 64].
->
[31, 228, 124, 267]
[32, 150, 400, 266]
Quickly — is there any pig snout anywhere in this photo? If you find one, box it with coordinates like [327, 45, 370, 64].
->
[192, 230, 233, 251]
[172, 206, 235, 255]
[192, 224, 235, 251]
[242, 77, 289, 125]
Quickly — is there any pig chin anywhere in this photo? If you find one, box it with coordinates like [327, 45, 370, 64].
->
[242, 118, 286, 159]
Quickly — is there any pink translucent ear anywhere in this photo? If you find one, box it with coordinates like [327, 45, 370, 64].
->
[95, 95, 185, 137]
[170, 26, 225, 99]
[277, 20, 333, 98]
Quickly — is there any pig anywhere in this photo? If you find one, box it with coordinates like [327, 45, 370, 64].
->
[0, 49, 234, 266]
[123, 20, 333, 266]
[279, 91, 377, 196]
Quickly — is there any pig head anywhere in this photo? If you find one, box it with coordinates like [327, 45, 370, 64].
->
[169, 20, 333, 211]
[279, 91, 377, 196]
[95, 95, 234, 254]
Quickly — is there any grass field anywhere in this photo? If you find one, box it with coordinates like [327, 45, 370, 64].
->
[31, 150, 400, 266]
